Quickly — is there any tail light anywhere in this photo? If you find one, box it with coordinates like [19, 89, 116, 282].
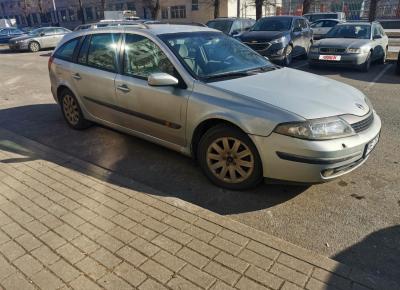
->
[48, 55, 54, 71]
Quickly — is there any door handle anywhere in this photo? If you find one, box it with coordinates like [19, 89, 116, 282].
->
[72, 73, 81, 80]
[117, 84, 130, 93]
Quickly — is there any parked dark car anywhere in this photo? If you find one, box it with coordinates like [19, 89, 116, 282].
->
[238, 16, 313, 66]
[396, 52, 400, 75]
[206, 17, 255, 37]
[0, 27, 25, 44]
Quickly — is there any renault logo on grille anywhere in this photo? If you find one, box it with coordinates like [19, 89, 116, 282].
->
[355, 103, 366, 110]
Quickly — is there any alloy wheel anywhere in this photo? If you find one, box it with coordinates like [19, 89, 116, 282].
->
[29, 42, 39, 52]
[63, 94, 80, 126]
[206, 137, 254, 184]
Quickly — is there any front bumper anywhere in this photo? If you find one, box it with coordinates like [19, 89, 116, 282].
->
[244, 42, 286, 60]
[250, 111, 381, 183]
[8, 42, 28, 50]
[308, 51, 369, 67]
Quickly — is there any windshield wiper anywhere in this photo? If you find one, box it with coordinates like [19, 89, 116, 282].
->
[203, 71, 253, 81]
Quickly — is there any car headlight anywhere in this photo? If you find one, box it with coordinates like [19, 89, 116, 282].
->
[347, 48, 361, 54]
[309, 46, 319, 53]
[274, 117, 355, 140]
[270, 36, 285, 44]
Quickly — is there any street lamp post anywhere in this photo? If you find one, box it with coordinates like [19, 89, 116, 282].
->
[52, 0, 59, 25]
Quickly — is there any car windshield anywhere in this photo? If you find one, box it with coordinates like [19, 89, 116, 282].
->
[325, 24, 371, 39]
[207, 20, 233, 34]
[251, 17, 292, 31]
[161, 32, 274, 81]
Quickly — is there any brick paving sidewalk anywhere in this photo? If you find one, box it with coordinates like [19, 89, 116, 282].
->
[0, 128, 397, 290]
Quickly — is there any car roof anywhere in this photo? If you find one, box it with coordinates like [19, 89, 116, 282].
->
[337, 22, 372, 26]
[312, 19, 343, 22]
[208, 17, 251, 21]
[260, 15, 304, 19]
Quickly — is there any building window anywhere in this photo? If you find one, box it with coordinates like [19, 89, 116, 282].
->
[161, 7, 168, 19]
[192, 0, 199, 11]
[85, 7, 93, 21]
[115, 3, 123, 11]
[127, 2, 135, 11]
[170, 5, 186, 19]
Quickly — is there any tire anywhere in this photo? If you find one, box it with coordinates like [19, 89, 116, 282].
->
[302, 40, 313, 59]
[59, 89, 91, 130]
[197, 125, 263, 190]
[282, 45, 293, 66]
[378, 48, 387, 65]
[360, 51, 372, 72]
[28, 41, 40, 52]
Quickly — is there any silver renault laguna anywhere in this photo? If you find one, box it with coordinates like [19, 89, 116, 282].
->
[48, 24, 381, 190]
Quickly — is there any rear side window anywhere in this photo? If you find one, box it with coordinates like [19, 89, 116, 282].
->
[87, 33, 120, 72]
[54, 38, 80, 62]
[77, 36, 90, 64]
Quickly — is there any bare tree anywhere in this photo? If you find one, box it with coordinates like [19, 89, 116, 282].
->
[99, 0, 106, 19]
[302, 0, 312, 14]
[20, 0, 34, 25]
[77, 0, 85, 24]
[368, 0, 380, 21]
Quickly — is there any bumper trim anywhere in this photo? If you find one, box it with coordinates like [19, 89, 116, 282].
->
[276, 151, 359, 165]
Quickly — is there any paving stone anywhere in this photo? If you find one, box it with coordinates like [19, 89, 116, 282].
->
[91, 247, 122, 269]
[312, 268, 352, 290]
[70, 275, 103, 290]
[90, 216, 115, 232]
[281, 281, 305, 290]
[187, 239, 219, 259]
[130, 224, 158, 241]
[96, 233, 124, 253]
[235, 276, 270, 290]
[13, 254, 43, 277]
[238, 248, 274, 270]
[110, 214, 137, 230]
[54, 224, 80, 241]
[77, 223, 104, 240]
[123, 208, 147, 223]
[210, 281, 236, 290]
[0, 255, 16, 280]
[98, 272, 132, 290]
[218, 229, 249, 247]
[71, 235, 99, 254]
[162, 215, 191, 231]
[108, 226, 136, 243]
[278, 253, 314, 275]
[56, 243, 86, 264]
[270, 263, 308, 287]
[214, 251, 249, 274]
[0, 230, 10, 245]
[153, 250, 186, 272]
[1, 272, 35, 290]
[179, 264, 216, 289]
[204, 261, 241, 286]
[163, 228, 192, 245]
[40, 231, 66, 250]
[247, 240, 280, 260]
[306, 277, 331, 290]
[1, 222, 27, 238]
[140, 259, 174, 284]
[138, 278, 168, 290]
[32, 245, 59, 265]
[61, 213, 85, 228]
[39, 214, 63, 229]
[73, 207, 98, 221]
[15, 232, 43, 251]
[176, 247, 209, 269]
[194, 218, 222, 235]
[142, 217, 169, 233]
[245, 265, 284, 290]
[31, 269, 65, 290]
[210, 236, 242, 255]
[50, 259, 81, 282]
[76, 256, 107, 280]
[130, 237, 161, 257]
[116, 245, 147, 267]
[0, 240, 26, 261]
[171, 209, 197, 223]
[152, 235, 182, 254]
[114, 262, 147, 287]
[184, 225, 214, 242]
[167, 276, 202, 290]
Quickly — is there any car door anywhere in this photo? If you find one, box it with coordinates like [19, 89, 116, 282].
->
[114, 33, 189, 146]
[291, 19, 303, 56]
[39, 28, 56, 48]
[52, 28, 67, 47]
[71, 33, 122, 124]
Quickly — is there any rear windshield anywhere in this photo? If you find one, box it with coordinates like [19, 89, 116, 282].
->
[207, 20, 233, 34]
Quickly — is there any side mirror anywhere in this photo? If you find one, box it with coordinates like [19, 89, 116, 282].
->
[231, 31, 239, 36]
[40, 32, 45, 36]
[148, 73, 179, 86]
[373, 34, 382, 40]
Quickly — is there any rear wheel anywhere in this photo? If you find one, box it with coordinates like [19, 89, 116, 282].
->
[28, 41, 40, 52]
[60, 89, 91, 130]
[197, 125, 263, 190]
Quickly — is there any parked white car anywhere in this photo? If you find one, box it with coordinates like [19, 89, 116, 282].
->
[311, 19, 343, 40]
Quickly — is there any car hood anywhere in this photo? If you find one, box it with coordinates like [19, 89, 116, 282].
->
[315, 38, 371, 48]
[10, 35, 31, 41]
[208, 68, 369, 119]
[240, 30, 288, 42]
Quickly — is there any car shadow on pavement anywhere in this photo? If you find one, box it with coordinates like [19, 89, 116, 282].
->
[332, 225, 400, 288]
[0, 103, 308, 215]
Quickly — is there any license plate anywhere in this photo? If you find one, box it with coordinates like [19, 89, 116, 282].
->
[364, 134, 379, 157]
[319, 55, 341, 61]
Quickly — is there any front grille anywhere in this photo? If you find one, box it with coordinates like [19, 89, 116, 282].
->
[244, 42, 271, 51]
[351, 112, 374, 133]
[319, 47, 346, 54]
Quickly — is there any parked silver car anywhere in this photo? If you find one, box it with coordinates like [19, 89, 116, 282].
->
[9, 27, 71, 52]
[49, 25, 381, 189]
[308, 22, 388, 72]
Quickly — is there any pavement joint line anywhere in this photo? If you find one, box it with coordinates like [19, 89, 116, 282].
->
[0, 127, 399, 290]
[365, 64, 393, 91]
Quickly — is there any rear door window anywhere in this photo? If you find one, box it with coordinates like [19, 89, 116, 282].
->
[86, 33, 120, 72]
[54, 37, 80, 61]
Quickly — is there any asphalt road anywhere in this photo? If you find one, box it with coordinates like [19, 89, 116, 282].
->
[0, 48, 399, 284]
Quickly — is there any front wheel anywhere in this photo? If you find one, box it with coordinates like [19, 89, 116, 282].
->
[197, 125, 263, 190]
[360, 52, 372, 72]
[28, 41, 40, 52]
[282, 45, 293, 66]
